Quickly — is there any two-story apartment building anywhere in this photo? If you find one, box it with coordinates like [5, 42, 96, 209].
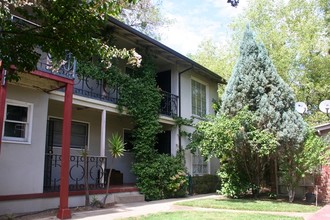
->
[0, 17, 226, 216]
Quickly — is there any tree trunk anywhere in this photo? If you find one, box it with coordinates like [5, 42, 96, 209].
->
[288, 186, 296, 203]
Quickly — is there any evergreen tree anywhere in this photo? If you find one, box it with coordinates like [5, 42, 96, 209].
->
[220, 26, 310, 201]
[221, 25, 306, 145]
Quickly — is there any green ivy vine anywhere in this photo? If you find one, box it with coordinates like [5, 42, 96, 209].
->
[78, 57, 187, 200]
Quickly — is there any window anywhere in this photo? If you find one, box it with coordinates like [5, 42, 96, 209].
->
[192, 150, 208, 175]
[48, 118, 88, 149]
[191, 79, 206, 117]
[3, 100, 33, 143]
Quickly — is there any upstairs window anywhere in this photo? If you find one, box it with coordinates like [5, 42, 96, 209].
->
[191, 79, 206, 117]
[3, 100, 33, 143]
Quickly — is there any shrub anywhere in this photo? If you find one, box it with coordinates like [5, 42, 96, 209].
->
[133, 154, 188, 200]
[192, 174, 220, 194]
[218, 162, 250, 198]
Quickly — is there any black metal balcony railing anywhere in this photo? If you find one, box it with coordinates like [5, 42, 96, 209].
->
[73, 75, 119, 104]
[37, 52, 76, 79]
[160, 91, 178, 117]
[43, 154, 107, 192]
[70, 75, 179, 117]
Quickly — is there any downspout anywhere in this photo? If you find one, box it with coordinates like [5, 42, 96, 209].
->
[178, 66, 193, 152]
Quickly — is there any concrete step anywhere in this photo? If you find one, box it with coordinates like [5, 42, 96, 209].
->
[114, 192, 145, 203]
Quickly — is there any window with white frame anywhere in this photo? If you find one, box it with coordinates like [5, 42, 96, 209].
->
[191, 79, 206, 117]
[192, 149, 208, 175]
[3, 100, 33, 143]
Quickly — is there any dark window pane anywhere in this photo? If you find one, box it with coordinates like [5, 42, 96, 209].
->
[4, 122, 26, 138]
[49, 118, 88, 149]
[6, 105, 28, 122]
[124, 130, 133, 152]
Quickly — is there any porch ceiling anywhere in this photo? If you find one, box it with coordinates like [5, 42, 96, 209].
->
[10, 72, 66, 92]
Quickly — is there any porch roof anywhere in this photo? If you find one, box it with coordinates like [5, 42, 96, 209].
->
[108, 17, 227, 85]
[315, 123, 330, 136]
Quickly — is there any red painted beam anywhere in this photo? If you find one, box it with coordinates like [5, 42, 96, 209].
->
[0, 69, 8, 153]
[57, 83, 73, 219]
[7, 64, 74, 85]
[31, 70, 74, 85]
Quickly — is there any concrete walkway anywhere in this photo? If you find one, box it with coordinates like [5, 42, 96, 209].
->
[29, 194, 324, 220]
[306, 204, 330, 220]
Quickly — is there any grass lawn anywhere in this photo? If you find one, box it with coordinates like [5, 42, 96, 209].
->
[126, 211, 303, 220]
[176, 198, 320, 213]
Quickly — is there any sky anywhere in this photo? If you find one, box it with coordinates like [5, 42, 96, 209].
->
[156, 0, 248, 55]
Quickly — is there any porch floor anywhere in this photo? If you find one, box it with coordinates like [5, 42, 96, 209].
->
[0, 184, 138, 202]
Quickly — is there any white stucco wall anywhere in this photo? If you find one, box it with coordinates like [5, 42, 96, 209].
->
[105, 114, 136, 184]
[179, 69, 220, 175]
[0, 85, 49, 195]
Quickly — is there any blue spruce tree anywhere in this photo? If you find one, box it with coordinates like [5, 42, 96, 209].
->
[220, 25, 307, 201]
[221, 25, 306, 145]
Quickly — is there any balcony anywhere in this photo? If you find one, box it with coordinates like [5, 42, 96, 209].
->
[160, 91, 178, 117]
[70, 75, 179, 117]
[10, 51, 75, 92]
[73, 75, 119, 104]
[36, 51, 76, 80]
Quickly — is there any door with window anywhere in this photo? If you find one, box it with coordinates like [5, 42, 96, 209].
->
[44, 118, 89, 191]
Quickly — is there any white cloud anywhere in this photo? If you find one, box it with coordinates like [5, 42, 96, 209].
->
[157, 0, 248, 55]
[159, 14, 203, 55]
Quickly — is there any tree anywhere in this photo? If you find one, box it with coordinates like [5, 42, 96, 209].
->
[102, 133, 125, 207]
[116, 0, 171, 40]
[221, 25, 329, 202]
[280, 127, 329, 202]
[229, 0, 330, 125]
[221, 25, 305, 140]
[188, 109, 278, 198]
[220, 25, 308, 201]
[188, 39, 234, 80]
[0, 0, 141, 81]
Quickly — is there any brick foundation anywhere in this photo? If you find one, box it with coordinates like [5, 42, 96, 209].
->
[315, 165, 330, 203]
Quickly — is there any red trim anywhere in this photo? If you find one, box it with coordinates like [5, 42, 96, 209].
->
[5, 64, 73, 85]
[57, 83, 74, 219]
[0, 185, 138, 202]
[0, 69, 7, 153]
[31, 70, 74, 85]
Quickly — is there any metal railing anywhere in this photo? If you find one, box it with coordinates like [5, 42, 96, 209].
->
[160, 91, 179, 117]
[37, 51, 76, 79]
[67, 75, 179, 117]
[73, 76, 119, 104]
[43, 153, 107, 192]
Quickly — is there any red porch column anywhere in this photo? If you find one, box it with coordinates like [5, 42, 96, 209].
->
[0, 69, 7, 152]
[57, 83, 73, 219]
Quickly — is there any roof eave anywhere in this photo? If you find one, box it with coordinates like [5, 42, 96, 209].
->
[108, 17, 227, 84]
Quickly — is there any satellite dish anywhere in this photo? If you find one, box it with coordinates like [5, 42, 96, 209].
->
[295, 102, 307, 114]
[319, 100, 330, 114]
